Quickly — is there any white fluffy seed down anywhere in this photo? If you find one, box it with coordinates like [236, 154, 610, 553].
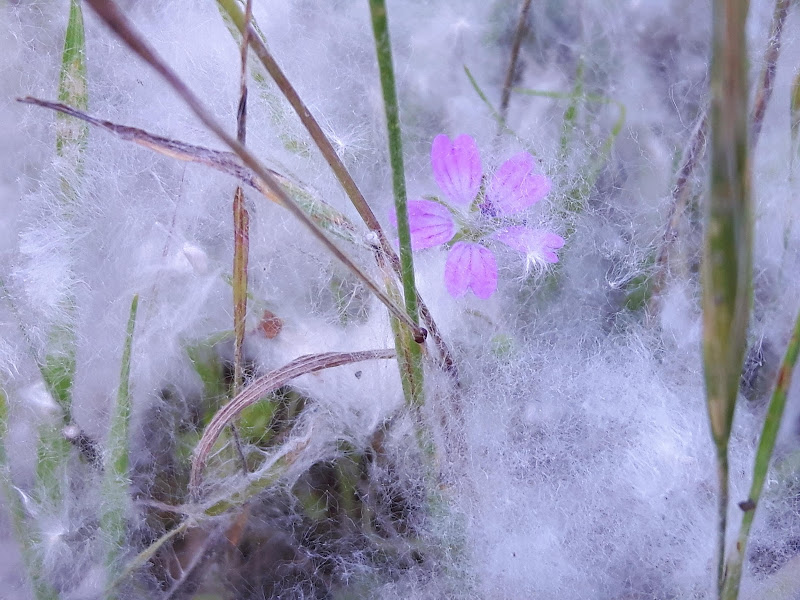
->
[2, 0, 800, 598]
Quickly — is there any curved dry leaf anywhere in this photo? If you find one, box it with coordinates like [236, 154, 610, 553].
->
[189, 349, 395, 493]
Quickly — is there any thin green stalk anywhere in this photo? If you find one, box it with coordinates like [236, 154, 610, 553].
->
[786, 69, 800, 263]
[368, 0, 424, 408]
[703, 0, 752, 595]
[107, 520, 190, 593]
[791, 70, 800, 177]
[230, 189, 249, 470]
[559, 60, 584, 162]
[463, 65, 518, 141]
[650, 110, 708, 308]
[0, 391, 57, 600]
[721, 304, 800, 598]
[100, 294, 139, 579]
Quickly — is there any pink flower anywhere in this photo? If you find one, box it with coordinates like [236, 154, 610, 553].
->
[396, 134, 564, 299]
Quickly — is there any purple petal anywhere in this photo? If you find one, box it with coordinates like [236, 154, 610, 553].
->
[431, 134, 482, 207]
[444, 242, 498, 299]
[493, 226, 565, 265]
[486, 152, 552, 216]
[390, 200, 456, 250]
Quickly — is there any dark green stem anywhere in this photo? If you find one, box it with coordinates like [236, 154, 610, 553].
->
[367, 0, 424, 403]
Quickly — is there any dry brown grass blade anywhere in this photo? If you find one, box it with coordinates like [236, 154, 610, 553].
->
[750, 0, 791, 149]
[17, 96, 361, 245]
[649, 110, 708, 309]
[228, 0, 255, 471]
[497, 0, 533, 134]
[189, 349, 396, 493]
[231, 0, 253, 396]
[650, 0, 790, 317]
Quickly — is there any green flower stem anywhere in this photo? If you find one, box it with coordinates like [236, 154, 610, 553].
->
[513, 86, 626, 209]
[704, 0, 752, 595]
[368, 0, 424, 408]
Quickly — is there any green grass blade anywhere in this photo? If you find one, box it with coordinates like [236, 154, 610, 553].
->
[722, 305, 800, 598]
[559, 60, 584, 160]
[1, 391, 58, 600]
[34, 0, 90, 513]
[703, 0, 752, 594]
[463, 65, 518, 141]
[232, 187, 249, 395]
[368, 0, 424, 408]
[100, 294, 139, 579]
[57, 0, 88, 168]
[107, 520, 190, 593]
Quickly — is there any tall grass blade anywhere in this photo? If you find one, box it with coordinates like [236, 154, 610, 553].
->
[231, 0, 252, 397]
[722, 306, 800, 597]
[57, 0, 89, 175]
[36, 0, 89, 512]
[18, 97, 364, 246]
[228, 0, 255, 472]
[100, 294, 139, 579]
[0, 391, 57, 600]
[704, 0, 752, 594]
